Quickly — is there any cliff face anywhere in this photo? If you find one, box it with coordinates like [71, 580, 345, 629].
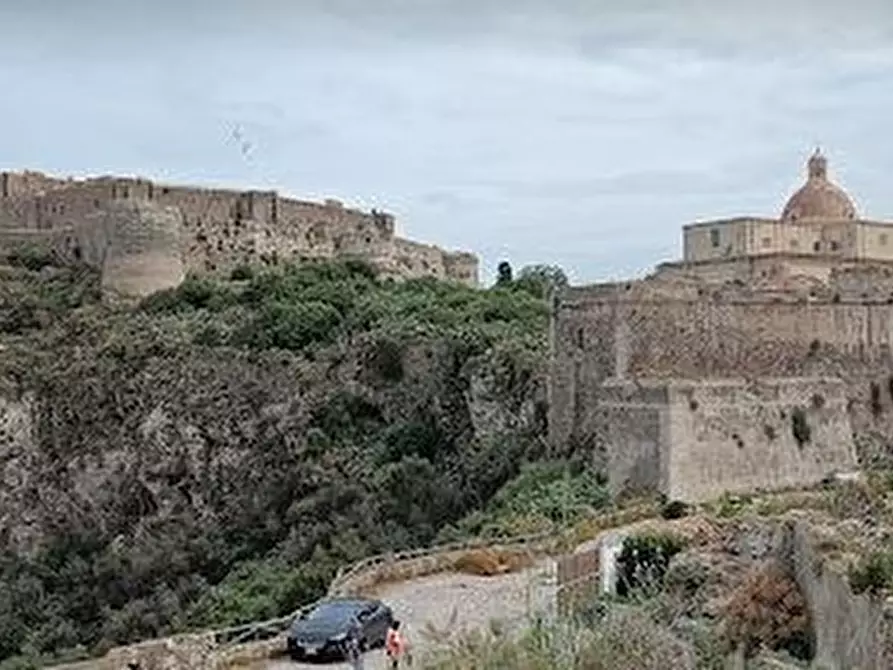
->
[0, 341, 546, 554]
[0, 258, 549, 663]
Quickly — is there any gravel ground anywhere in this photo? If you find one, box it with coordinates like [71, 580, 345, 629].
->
[259, 560, 556, 670]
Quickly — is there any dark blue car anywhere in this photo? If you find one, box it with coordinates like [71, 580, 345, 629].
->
[286, 598, 394, 661]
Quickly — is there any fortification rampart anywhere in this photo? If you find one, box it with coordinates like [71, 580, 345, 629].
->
[601, 376, 857, 502]
[549, 281, 893, 500]
[0, 170, 479, 294]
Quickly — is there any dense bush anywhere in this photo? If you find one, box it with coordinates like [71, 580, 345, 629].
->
[848, 550, 893, 595]
[659, 499, 690, 520]
[721, 562, 813, 661]
[441, 461, 610, 539]
[0, 257, 562, 664]
[616, 532, 687, 597]
[6, 244, 57, 272]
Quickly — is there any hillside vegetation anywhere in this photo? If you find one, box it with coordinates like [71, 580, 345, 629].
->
[0, 254, 577, 666]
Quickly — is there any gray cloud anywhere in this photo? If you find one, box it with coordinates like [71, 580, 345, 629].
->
[2, 2, 893, 282]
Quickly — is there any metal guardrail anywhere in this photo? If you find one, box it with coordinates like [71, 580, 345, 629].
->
[211, 528, 563, 651]
[326, 529, 560, 597]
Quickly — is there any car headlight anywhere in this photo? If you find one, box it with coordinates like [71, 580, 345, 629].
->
[331, 633, 347, 642]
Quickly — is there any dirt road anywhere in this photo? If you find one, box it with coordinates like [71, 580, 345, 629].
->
[259, 559, 556, 669]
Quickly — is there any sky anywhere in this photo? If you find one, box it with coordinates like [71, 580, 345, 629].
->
[2, 1, 893, 284]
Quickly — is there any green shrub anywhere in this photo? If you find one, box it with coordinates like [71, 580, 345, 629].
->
[6, 245, 56, 272]
[185, 559, 332, 629]
[714, 492, 752, 518]
[0, 258, 558, 662]
[229, 264, 255, 281]
[139, 275, 237, 314]
[616, 532, 687, 597]
[449, 462, 609, 537]
[367, 335, 405, 382]
[238, 299, 343, 350]
[659, 499, 689, 520]
[848, 551, 893, 595]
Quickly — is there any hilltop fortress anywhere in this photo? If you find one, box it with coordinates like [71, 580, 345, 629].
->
[0, 170, 479, 297]
[549, 150, 893, 503]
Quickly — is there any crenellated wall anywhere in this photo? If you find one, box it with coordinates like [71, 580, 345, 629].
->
[0, 169, 479, 294]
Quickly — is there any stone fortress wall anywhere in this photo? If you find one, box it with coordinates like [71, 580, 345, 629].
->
[549, 150, 893, 502]
[0, 169, 479, 298]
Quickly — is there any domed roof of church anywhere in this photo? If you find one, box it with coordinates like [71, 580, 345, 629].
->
[780, 149, 857, 222]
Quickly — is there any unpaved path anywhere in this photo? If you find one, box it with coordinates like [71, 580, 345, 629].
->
[259, 559, 556, 669]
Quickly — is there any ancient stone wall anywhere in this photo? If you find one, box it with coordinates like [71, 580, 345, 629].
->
[0, 170, 69, 198]
[600, 377, 857, 502]
[83, 201, 186, 300]
[598, 381, 666, 497]
[784, 520, 890, 670]
[0, 170, 479, 291]
[549, 280, 893, 491]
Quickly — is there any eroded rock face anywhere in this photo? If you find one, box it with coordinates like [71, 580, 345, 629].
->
[0, 333, 547, 556]
[465, 353, 546, 444]
[0, 391, 40, 555]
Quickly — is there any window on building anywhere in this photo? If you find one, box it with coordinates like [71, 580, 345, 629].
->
[790, 239, 799, 249]
[830, 241, 840, 251]
[813, 241, 821, 252]
[761, 237, 771, 248]
[710, 229, 720, 248]
[881, 234, 889, 246]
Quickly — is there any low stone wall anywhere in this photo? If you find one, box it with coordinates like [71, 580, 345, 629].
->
[332, 535, 562, 598]
[217, 636, 286, 668]
[785, 519, 889, 670]
[47, 634, 218, 670]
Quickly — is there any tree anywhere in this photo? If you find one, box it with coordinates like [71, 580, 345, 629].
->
[514, 265, 568, 299]
[496, 261, 513, 286]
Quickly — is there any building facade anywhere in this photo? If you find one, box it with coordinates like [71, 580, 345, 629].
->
[659, 149, 893, 286]
[548, 150, 893, 503]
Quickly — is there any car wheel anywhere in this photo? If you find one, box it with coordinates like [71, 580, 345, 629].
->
[359, 637, 368, 652]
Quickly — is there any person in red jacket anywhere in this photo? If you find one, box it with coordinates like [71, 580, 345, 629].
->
[385, 619, 406, 668]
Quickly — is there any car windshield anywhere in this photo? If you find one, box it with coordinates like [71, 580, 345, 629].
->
[305, 602, 360, 622]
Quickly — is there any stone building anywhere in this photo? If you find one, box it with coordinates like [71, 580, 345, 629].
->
[0, 170, 479, 298]
[659, 148, 893, 287]
[549, 150, 893, 503]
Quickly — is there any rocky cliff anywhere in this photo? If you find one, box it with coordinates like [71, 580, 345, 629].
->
[0, 257, 553, 666]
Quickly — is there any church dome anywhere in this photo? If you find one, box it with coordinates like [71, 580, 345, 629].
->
[780, 149, 857, 222]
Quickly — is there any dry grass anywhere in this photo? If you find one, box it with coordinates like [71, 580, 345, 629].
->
[720, 561, 811, 658]
[417, 607, 700, 670]
[566, 502, 659, 548]
[452, 548, 535, 576]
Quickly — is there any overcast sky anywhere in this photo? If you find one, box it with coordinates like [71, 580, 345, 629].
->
[2, 1, 893, 284]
